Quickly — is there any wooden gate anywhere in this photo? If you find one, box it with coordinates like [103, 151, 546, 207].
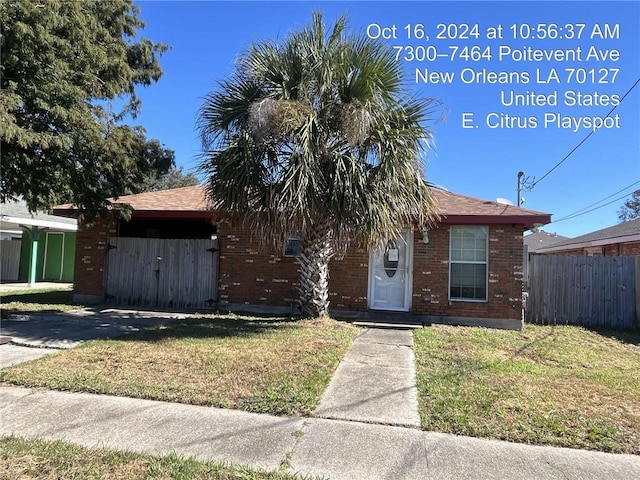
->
[526, 255, 638, 329]
[105, 237, 218, 309]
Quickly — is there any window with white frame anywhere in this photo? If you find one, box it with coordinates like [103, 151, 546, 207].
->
[449, 226, 488, 301]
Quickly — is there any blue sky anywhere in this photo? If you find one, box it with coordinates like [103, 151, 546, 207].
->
[130, 0, 639, 238]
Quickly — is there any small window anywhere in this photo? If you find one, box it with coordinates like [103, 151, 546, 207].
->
[284, 233, 302, 257]
[449, 226, 488, 301]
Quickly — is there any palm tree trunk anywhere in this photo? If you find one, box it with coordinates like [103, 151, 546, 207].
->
[297, 219, 333, 317]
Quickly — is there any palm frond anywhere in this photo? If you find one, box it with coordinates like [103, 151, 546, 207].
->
[197, 11, 443, 254]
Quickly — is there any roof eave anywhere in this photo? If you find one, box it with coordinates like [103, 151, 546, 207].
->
[536, 232, 640, 253]
[438, 214, 551, 229]
[129, 210, 213, 220]
[0, 215, 78, 231]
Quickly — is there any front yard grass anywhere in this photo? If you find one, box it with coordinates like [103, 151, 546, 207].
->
[0, 436, 305, 480]
[0, 314, 359, 416]
[414, 324, 640, 454]
[0, 286, 78, 318]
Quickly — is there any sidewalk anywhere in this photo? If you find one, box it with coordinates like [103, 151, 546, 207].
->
[1, 386, 638, 479]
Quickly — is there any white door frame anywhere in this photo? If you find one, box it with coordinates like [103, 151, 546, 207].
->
[367, 229, 413, 312]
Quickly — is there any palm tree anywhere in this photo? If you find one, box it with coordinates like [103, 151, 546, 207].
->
[198, 13, 440, 318]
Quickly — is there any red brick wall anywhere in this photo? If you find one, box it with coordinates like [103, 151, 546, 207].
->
[552, 248, 588, 256]
[622, 241, 640, 255]
[216, 219, 300, 307]
[216, 220, 370, 309]
[217, 221, 524, 320]
[603, 244, 619, 256]
[327, 246, 369, 310]
[412, 225, 524, 320]
[74, 216, 526, 321]
[74, 216, 116, 297]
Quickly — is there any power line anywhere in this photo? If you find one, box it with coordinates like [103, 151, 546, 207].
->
[528, 77, 640, 189]
[551, 186, 639, 224]
[552, 180, 640, 222]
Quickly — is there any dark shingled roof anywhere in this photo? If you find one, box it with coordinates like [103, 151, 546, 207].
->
[54, 185, 551, 228]
[432, 190, 549, 227]
[524, 230, 571, 253]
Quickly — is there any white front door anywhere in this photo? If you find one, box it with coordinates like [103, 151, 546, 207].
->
[368, 229, 413, 312]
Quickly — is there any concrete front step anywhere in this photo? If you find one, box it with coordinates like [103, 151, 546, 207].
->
[353, 321, 422, 330]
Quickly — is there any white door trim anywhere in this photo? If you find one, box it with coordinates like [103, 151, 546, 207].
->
[367, 229, 413, 312]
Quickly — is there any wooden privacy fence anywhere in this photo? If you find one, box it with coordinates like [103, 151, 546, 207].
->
[526, 255, 639, 329]
[1, 240, 21, 281]
[105, 237, 218, 309]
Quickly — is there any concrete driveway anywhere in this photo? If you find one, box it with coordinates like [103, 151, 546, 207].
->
[1, 307, 186, 349]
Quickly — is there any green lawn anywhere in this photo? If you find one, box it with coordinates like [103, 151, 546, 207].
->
[0, 314, 359, 416]
[0, 286, 78, 318]
[0, 436, 307, 480]
[414, 324, 640, 454]
[4, 287, 639, 454]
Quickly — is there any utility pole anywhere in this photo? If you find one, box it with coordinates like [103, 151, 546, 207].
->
[517, 171, 524, 206]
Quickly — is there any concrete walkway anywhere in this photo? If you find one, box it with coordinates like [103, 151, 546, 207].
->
[313, 328, 420, 427]
[1, 386, 638, 479]
[0, 344, 59, 369]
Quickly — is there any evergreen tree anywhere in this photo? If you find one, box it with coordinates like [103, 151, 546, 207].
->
[618, 190, 640, 222]
[1, 0, 170, 219]
[138, 166, 200, 193]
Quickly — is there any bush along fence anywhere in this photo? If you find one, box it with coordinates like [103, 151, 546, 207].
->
[526, 255, 639, 329]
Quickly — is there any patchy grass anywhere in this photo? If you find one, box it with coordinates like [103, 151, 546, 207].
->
[0, 286, 78, 317]
[414, 324, 640, 454]
[0, 436, 307, 479]
[0, 314, 359, 416]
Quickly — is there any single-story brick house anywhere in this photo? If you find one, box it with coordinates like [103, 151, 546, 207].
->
[533, 218, 640, 257]
[54, 185, 550, 330]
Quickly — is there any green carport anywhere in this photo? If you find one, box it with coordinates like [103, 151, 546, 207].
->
[1, 201, 77, 285]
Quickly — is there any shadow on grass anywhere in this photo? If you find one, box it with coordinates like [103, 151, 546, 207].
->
[524, 321, 640, 346]
[118, 315, 297, 343]
[0, 290, 75, 306]
[586, 326, 640, 346]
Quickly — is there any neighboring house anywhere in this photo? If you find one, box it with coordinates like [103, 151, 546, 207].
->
[1, 200, 77, 284]
[534, 218, 640, 256]
[524, 230, 570, 255]
[522, 230, 571, 284]
[54, 185, 550, 330]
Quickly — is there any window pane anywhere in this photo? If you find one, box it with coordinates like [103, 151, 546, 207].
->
[450, 263, 487, 300]
[450, 226, 487, 263]
[284, 236, 302, 256]
[450, 226, 488, 300]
